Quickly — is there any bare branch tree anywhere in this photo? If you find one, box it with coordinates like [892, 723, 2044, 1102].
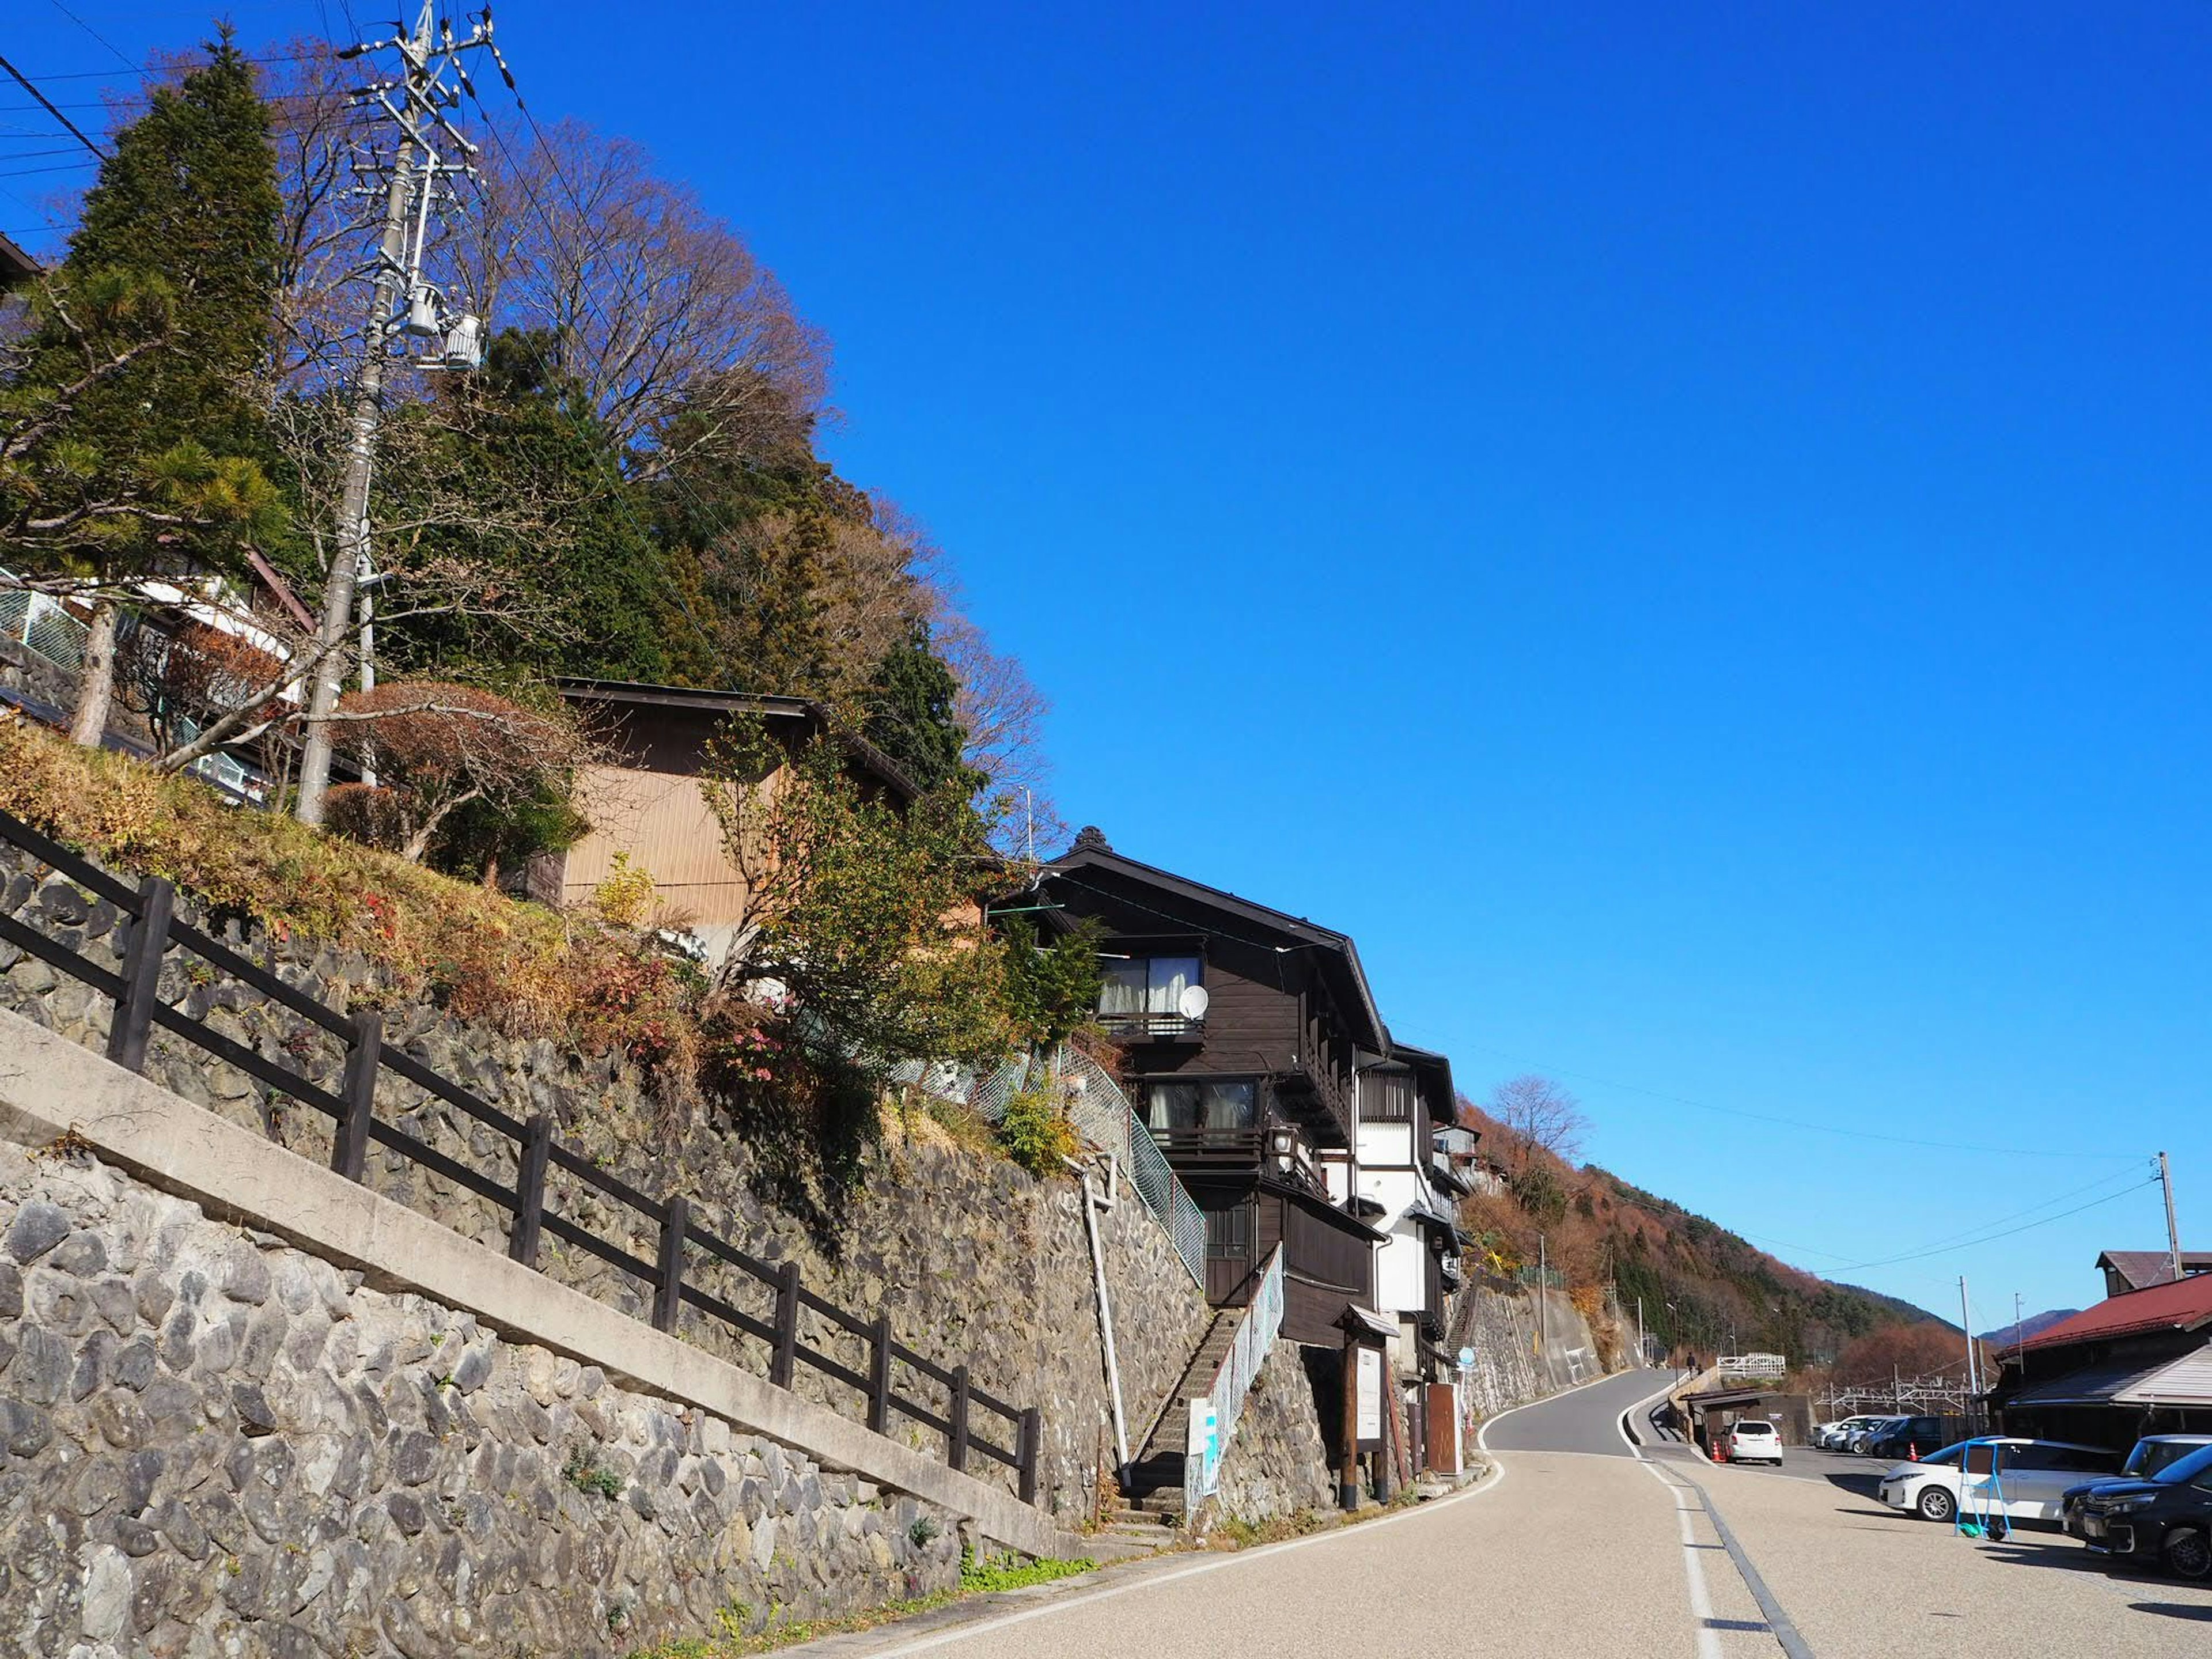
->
[460, 117, 830, 467]
[1487, 1074, 1592, 1175]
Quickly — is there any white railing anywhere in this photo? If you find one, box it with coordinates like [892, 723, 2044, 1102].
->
[968, 1044, 1206, 1289]
[0, 579, 90, 673]
[1184, 1245, 1285, 1512]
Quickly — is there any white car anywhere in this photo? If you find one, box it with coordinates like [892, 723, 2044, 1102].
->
[1877, 1438, 2120, 1524]
[1816, 1414, 1887, 1450]
[1726, 1419, 1784, 1465]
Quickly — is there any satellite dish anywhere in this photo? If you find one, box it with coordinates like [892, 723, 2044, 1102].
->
[1177, 983, 1210, 1021]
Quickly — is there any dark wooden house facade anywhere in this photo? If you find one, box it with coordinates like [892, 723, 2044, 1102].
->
[1038, 828, 1389, 1346]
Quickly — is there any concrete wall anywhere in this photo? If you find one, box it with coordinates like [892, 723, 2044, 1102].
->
[1449, 1281, 1613, 1424]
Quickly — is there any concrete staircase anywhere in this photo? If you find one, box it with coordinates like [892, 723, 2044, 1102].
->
[1118, 1311, 1239, 1532]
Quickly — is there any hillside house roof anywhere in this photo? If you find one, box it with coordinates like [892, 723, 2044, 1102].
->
[555, 678, 919, 802]
[1041, 831, 1387, 1052]
[2022, 1273, 2212, 1353]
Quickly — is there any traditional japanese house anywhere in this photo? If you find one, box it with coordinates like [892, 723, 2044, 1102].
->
[1036, 828, 1391, 1346]
[1344, 1041, 1469, 1472]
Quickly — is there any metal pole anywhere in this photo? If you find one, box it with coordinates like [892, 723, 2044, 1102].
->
[2161, 1152, 2183, 1284]
[294, 10, 430, 825]
[1959, 1276, 1979, 1397]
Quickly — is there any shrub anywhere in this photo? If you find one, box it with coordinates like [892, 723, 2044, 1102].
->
[994, 1085, 1079, 1177]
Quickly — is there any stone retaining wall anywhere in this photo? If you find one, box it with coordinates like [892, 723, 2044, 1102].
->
[0, 843, 1228, 1528]
[0, 1142, 962, 1658]
[1207, 1340, 1336, 1524]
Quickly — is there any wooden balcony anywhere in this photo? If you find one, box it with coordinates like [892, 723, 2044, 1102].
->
[1099, 1010, 1206, 1044]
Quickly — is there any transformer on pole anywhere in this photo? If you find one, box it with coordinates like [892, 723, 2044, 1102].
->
[294, 3, 510, 825]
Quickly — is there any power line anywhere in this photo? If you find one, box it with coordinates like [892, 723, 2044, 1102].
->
[1455, 1037, 2141, 1162]
[0, 51, 107, 161]
[43, 1, 135, 73]
[1742, 1161, 2156, 1272]
[1828, 1177, 2161, 1276]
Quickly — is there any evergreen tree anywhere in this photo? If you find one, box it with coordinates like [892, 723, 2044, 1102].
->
[862, 621, 974, 792]
[378, 331, 675, 683]
[1, 32, 284, 743]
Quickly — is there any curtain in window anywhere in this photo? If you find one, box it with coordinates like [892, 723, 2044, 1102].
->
[1147, 1082, 1202, 1131]
[1202, 1081, 1256, 1128]
[1146, 956, 1200, 1015]
[1099, 960, 1147, 1016]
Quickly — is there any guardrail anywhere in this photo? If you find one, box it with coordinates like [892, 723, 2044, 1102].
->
[0, 806, 1043, 1502]
[972, 1044, 1206, 1289]
[1184, 1244, 1285, 1512]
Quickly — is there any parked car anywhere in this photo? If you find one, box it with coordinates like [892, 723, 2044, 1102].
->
[1879, 1437, 2120, 1524]
[1727, 1419, 1784, 1465]
[2075, 1442, 2212, 1579]
[2062, 1435, 2212, 1535]
[1846, 1416, 1907, 1455]
[1816, 1415, 1888, 1450]
[1861, 1417, 1950, 1461]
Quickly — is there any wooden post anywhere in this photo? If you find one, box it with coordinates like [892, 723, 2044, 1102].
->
[330, 1012, 381, 1182]
[1018, 1407, 1041, 1505]
[1338, 1336, 1359, 1510]
[867, 1314, 892, 1433]
[509, 1113, 552, 1268]
[105, 876, 174, 1073]
[948, 1364, 971, 1472]
[653, 1195, 689, 1334]
[770, 1259, 800, 1388]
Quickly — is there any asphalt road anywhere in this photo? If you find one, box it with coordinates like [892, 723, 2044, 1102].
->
[782, 1368, 2212, 1658]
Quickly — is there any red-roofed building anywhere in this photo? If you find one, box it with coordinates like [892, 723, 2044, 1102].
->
[1990, 1272, 2212, 1452]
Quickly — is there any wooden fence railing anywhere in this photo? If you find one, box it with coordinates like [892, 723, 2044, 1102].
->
[0, 806, 1041, 1502]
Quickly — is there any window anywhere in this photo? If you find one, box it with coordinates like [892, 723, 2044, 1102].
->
[1100, 956, 1202, 1018]
[1146, 1080, 1258, 1132]
[1205, 1203, 1252, 1259]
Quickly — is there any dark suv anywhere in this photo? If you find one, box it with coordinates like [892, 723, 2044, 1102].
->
[2076, 1442, 2212, 1580]
[1862, 1417, 1948, 1461]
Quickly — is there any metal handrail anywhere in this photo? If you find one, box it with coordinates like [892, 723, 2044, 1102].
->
[1185, 1244, 1285, 1510]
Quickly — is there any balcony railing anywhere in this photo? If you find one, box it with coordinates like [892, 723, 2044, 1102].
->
[1098, 1010, 1205, 1043]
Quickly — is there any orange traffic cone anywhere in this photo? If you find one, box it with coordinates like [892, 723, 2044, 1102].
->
[1908, 1444, 1919, 1461]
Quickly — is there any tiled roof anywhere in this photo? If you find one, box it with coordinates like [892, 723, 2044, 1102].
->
[2022, 1272, 2212, 1352]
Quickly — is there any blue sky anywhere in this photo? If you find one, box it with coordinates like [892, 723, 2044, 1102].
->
[10, 3, 2207, 1328]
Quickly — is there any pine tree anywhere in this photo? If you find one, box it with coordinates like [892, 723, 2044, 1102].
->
[1, 31, 285, 743]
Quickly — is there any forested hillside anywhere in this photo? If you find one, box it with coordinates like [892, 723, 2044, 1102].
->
[1458, 1078, 1937, 1367]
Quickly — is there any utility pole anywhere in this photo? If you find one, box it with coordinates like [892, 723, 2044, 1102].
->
[2160, 1151, 2183, 1285]
[1536, 1234, 1547, 1359]
[1959, 1276, 1979, 1398]
[2013, 1291, 2023, 1357]
[295, 3, 497, 824]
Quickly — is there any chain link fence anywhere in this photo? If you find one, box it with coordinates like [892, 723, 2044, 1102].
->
[959, 1045, 1206, 1289]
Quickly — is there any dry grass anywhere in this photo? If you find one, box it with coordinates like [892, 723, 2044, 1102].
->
[0, 718, 695, 1071]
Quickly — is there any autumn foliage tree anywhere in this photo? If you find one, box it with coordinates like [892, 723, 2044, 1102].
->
[1831, 1322, 1988, 1391]
[325, 683, 584, 863]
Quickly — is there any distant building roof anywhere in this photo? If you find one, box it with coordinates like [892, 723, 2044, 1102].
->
[2024, 1272, 2212, 1353]
[2096, 1249, 2212, 1292]
[0, 231, 39, 288]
